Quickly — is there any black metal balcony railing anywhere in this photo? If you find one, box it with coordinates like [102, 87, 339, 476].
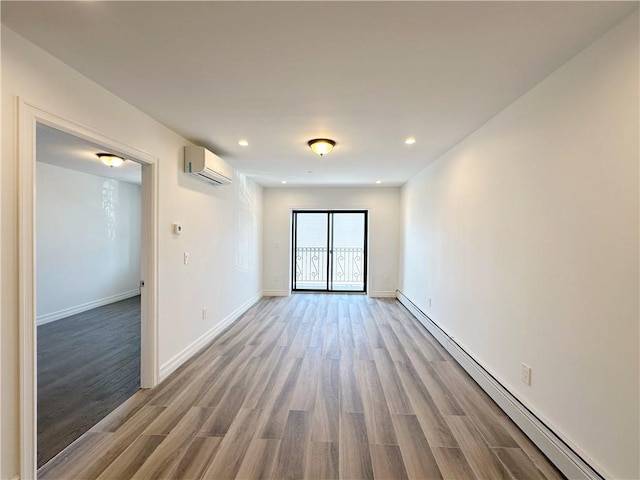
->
[295, 246, 364, 288]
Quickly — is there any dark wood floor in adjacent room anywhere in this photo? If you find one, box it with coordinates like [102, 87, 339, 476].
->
[39, 294, 564, 479]
[37, 295, 141, 467]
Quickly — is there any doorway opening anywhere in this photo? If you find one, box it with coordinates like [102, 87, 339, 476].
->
[35, 124, 143, 467]
[17, 99, 158, 479]
[292, 210, 368, 293]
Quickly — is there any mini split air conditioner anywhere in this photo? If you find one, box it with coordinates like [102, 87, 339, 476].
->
[184, 146, 233, 186]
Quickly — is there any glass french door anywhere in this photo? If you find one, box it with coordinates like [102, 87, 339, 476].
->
[292, 210, 367, 292]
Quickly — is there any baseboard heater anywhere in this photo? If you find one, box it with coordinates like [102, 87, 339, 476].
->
[395, 290, 605, 480]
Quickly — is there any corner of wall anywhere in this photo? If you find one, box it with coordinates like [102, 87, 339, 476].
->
[262, 290, 289, 297]
[368, 291, 397, 298]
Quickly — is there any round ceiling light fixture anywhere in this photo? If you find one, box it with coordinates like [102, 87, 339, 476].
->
[97, 153, 125, 168]
[307, 138, 336, 157]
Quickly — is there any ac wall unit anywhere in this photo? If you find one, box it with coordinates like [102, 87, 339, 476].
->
[184, 146, 233, 186]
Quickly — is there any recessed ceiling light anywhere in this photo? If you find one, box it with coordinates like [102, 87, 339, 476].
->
[281, 180, 287, 184]
[376, 180, 382, 184]
[405, 137, 416, 145]
[238, 139, 249, 147]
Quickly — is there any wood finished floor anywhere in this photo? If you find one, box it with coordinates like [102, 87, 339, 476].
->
[39, 294, 564, 480]
[38, 296, 141, 467]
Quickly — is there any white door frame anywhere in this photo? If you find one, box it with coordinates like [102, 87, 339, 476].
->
[17, 98, 159, 479]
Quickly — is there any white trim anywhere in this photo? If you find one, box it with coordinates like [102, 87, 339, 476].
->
[139, 159, 159, 390]
[0, 30, 3, 479]
[396, 290, 606, 480]
[36, 289, 140, 326]
[158, 292, 263, 382]
[368, 290, 397, 298]
[18, 98, 38, 480]
[17, 98, 160, 480]
[262, 289, 289, 297]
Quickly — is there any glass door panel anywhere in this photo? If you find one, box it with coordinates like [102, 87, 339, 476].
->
[331, 213, 366, 291]
[293, 212, 328, 291]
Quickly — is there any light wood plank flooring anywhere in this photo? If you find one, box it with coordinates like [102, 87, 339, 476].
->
[38, 296, 141, 467]
[39, 294, 564, 479]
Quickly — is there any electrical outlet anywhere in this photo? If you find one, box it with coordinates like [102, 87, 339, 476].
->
[202, 307, 207, 320]
[521, 363, 532, 386]
[184, 251, 190, 265]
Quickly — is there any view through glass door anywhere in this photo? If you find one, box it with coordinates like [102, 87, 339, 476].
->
[292, 210, 367, 292]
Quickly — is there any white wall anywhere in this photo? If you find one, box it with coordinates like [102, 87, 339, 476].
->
[263, 187, 400, 297]
[399, 13, 638, 480]
[1, 27, 263, 478]
[36, 162, 142, 324]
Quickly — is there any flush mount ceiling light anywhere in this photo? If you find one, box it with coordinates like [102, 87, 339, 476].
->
[238, 139, 249, 147]
[308, 138, 336, 157]
[97, 153, 125, 168]
[405, 137, 416, 145]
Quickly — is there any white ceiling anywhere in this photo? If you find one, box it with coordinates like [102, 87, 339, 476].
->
[3, 1, 637, 187]
[37, 124, 142, 185]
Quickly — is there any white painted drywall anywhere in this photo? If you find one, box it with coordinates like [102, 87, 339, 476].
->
[1, 28, 263, 478]
[399, 13, 639, 479]
[36, 162, 141, 324]
[263, 187, 400, 297]
[0, 7, 3, 480]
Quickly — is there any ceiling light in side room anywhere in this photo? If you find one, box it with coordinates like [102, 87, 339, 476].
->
[97, 153, 125, 168]
[308, 138, 336, 156]
[281, 180, 287, 184]
[376, 180, 382, 184]
[405, 137, 416, 145]
[238, 139, 249, 146]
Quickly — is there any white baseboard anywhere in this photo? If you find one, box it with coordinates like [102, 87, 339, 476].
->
[396, 290, 605, 480]
[158, 292, 263, 382]
[368, 290, 397, 298]
[36, 289, 140, 326]
[262, 289, 289, 297]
